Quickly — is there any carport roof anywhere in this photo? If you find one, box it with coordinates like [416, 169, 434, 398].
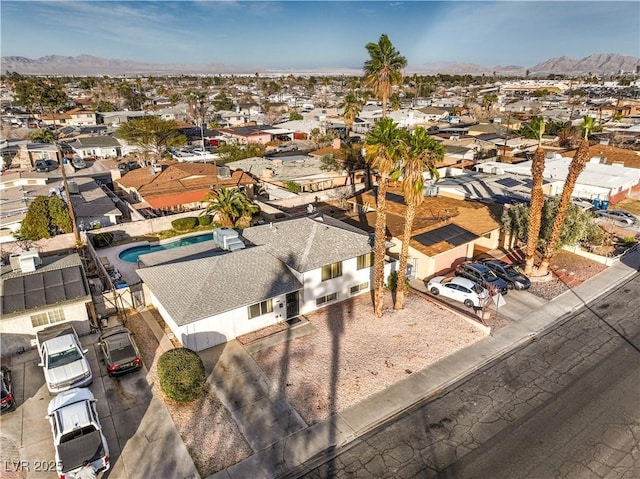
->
[135, 245, 302, 326]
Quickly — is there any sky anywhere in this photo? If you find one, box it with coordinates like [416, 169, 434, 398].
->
[1, 1, 638, 71]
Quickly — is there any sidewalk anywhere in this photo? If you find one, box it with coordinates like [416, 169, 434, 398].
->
[209, 249, 640, 479]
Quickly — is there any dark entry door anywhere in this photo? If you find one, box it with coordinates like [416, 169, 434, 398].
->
[286, 292, 299, 319]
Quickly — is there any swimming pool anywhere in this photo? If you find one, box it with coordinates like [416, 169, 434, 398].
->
[118, 233, 214, 263]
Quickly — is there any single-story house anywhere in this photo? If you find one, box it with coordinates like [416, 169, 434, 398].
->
[216, 125, 274, 145]
[136, 217, 391, 350]
[66, 177, 124, 230]
[346, 187, 501, 279]
[67, 136, 123, 159]
[115, 162, 256, 214]
[0, 252, 93, 355]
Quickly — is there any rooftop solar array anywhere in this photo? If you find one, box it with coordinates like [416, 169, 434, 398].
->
[413, 224, 478, 247]
[1, 266, 88, 314]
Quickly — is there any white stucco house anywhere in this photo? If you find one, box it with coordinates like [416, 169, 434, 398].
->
[136, 218, 395, 351]
[0, 253, 93, 355]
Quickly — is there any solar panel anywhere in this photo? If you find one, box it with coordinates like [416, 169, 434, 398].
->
[413, 224, 478, 247]
[496, 178, 521, 188]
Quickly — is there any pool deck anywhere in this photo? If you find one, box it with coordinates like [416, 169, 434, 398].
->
[96, 232, 217, 287]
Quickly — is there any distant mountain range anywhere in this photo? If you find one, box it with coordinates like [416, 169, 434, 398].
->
[1, 53, 638, 76]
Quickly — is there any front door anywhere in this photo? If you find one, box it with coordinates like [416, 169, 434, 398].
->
[286, 292, 299, 319]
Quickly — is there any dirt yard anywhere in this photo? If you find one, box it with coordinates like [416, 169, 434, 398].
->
[250, 291, 487, 426]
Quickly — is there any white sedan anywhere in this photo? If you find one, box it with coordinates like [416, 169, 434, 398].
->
[426, 276, 491, 308]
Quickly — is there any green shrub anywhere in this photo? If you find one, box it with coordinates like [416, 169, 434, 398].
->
[385, 270, 409, 292]
[171, 217, 198, 231]
[92, 232, 114, 248]
[157, 348, 205, 403]
[198, 214, 213, 226]
[623, 236, 638, 246]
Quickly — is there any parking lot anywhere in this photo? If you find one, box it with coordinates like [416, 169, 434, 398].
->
[0, 330, 197, 479]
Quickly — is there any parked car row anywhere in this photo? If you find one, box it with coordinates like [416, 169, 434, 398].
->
[26, 323, 143, 478]
[426, 259, 531, 310]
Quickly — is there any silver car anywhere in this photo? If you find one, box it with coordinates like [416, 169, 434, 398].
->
[594, 209, 637, 226]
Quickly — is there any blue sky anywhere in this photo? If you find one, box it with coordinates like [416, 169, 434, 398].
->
[1, 1, 638, 71]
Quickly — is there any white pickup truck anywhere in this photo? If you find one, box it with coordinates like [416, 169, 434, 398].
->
[47, 388, 110, 478]
[36, 324, 93, 394]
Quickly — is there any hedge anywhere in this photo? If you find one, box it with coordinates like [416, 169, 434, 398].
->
[171, 217, 198, 232]
[198, 214, 213, 226]
[157, 348, 206, 403]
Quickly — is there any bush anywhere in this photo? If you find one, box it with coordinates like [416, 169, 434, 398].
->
[171, 217, 198, 232]
[92, 232, 114, 248]
[385, 270, 409, 292]
[157, 348, 205, 403]
[198, 214, 213, 226]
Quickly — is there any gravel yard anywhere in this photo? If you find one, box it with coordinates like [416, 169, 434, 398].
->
[126, 313, 252, 477]
[250, 291, 487, 425]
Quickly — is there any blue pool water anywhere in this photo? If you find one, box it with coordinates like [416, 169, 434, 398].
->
[118, 233, 213, 263]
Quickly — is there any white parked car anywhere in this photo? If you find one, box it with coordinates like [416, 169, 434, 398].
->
[426, 276, 491, 308]
[46, 388, 110, 478]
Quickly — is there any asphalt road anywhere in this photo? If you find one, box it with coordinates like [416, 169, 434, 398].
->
[300, 274, 640, 479]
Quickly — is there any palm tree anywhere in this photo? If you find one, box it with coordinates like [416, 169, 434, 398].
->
[394, 128, 445, 310]
[365, 117, 404, 317]
[523, 117, 547, 275]
[342, 91, 362, 138]
[200, 187, 259, 228]
[363, 34, 407, 119]
[537, 116, 595, 276]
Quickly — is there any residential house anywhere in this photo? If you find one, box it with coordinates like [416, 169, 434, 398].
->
[216, 125, 274, 145]
[38, 108, 97, 127]
[475, 154, 640, 203]
[136, 217, 386, 351]
[0, 253, 93, 355]
[0, 170, 51, 242]
[67, 136, 123, 159]
[346, 187, 501, 280]
[115, 162, 256, 214]
[66, 177, 124, 230]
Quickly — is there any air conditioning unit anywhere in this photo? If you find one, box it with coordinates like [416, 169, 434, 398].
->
[217, 166, 231, 179]
[67, 181, 79, 194]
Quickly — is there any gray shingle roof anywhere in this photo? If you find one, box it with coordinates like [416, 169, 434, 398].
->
[241, 216, 372, 272]
[135, 246, 302, 326]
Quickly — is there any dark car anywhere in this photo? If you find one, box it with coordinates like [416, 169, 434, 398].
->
[35, 159, 59, 172]
[480, 258, 531, 290]
[455, 262, 509, 295]
[98, 328, 142, 376]
[1, 366, 15, 414]
[118, 161, 141, 173]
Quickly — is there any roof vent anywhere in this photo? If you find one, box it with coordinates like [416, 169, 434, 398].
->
[67, 181, 79, 194]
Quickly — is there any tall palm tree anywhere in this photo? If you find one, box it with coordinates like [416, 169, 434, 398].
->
[365, 118, 403, 317]
[363, 34, 407, 119]
[523, 117, 546, 275]
[394, 128, 445, 310]
[538, 116, 595, 276]
[342, 91, 362, 138]
[200, 187, 259, 227]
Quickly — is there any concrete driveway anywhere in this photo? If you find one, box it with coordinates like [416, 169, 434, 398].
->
[0, 332, 198, 479]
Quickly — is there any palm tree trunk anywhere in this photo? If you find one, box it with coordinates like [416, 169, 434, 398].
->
[373, 176, 389, 318]
[538, 138, 590, 275]
[394, 203, 416, 310]
[524, 148, 546, 275]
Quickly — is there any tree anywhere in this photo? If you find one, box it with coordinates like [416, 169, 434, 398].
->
[538, 117, 596, 275]
[212, 91, 234, 111]
[115, 116, 186, 162]
[200, 187, 259, 227]
[17, 195, 72, 240]
[363, 34, 407, 119]
[394, 128, 445, 310]
[289, 111, 303, 121]
[30, 128, 55, 144]
[342, 91, 362, 137]
[364, 117, 404, 317]
[217, 143, 265, 162]
[523, 117, 546, 275]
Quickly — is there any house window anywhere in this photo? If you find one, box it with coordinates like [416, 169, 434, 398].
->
[316, 293, 337, 306]
[248, 299, 273, 319]
[321, 262, 342, 281]
[357, 253, 373, 270]
[31, 309, 66, 328]
[350, 282, 369, 294]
